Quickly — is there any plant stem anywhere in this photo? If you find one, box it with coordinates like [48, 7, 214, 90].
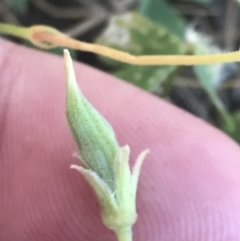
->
[0, 23, 30, 40]
[1, 22, 240, 66]
[33, 31, 240, 65]
[115, 227, 133, 241]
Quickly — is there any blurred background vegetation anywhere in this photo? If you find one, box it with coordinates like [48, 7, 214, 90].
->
[1, 0, 240, 142]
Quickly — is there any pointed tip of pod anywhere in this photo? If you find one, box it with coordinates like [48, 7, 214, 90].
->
[63, 49, 71, 62]
[64, 49, 86, 109]
[64, 49, 76, 87]
[64, 48, 84, 115]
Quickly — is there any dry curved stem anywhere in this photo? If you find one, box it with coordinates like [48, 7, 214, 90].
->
[1, 23, 240, 66]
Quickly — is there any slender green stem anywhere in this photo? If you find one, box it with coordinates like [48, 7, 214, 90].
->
[0, 23, 30, 40]
[115, 227, 132, 241]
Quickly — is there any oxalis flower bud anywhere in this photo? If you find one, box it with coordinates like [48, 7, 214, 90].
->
[64, 49, 149, 241]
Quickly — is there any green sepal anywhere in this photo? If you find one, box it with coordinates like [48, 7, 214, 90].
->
[114, 146, 132, 209]
[71, 164, 118, 215]
[131, 149, 149, 205]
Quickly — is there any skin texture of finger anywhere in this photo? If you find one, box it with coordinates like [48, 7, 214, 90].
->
[0, 38, 240, 241]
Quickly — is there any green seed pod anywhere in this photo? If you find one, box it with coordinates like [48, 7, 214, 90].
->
[64, 49, 119, 190]
[64, 50, 149, 241]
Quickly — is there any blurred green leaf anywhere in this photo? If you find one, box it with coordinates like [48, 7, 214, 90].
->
[228, 111, 240, 142]
[96, 12, 187, 91]
[115, 65, 177, 91]
[138, 0, 186, 39]
[8, 0, 29, 14]
[186, 0, 210, 4]
[193, 46, 235, 132]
